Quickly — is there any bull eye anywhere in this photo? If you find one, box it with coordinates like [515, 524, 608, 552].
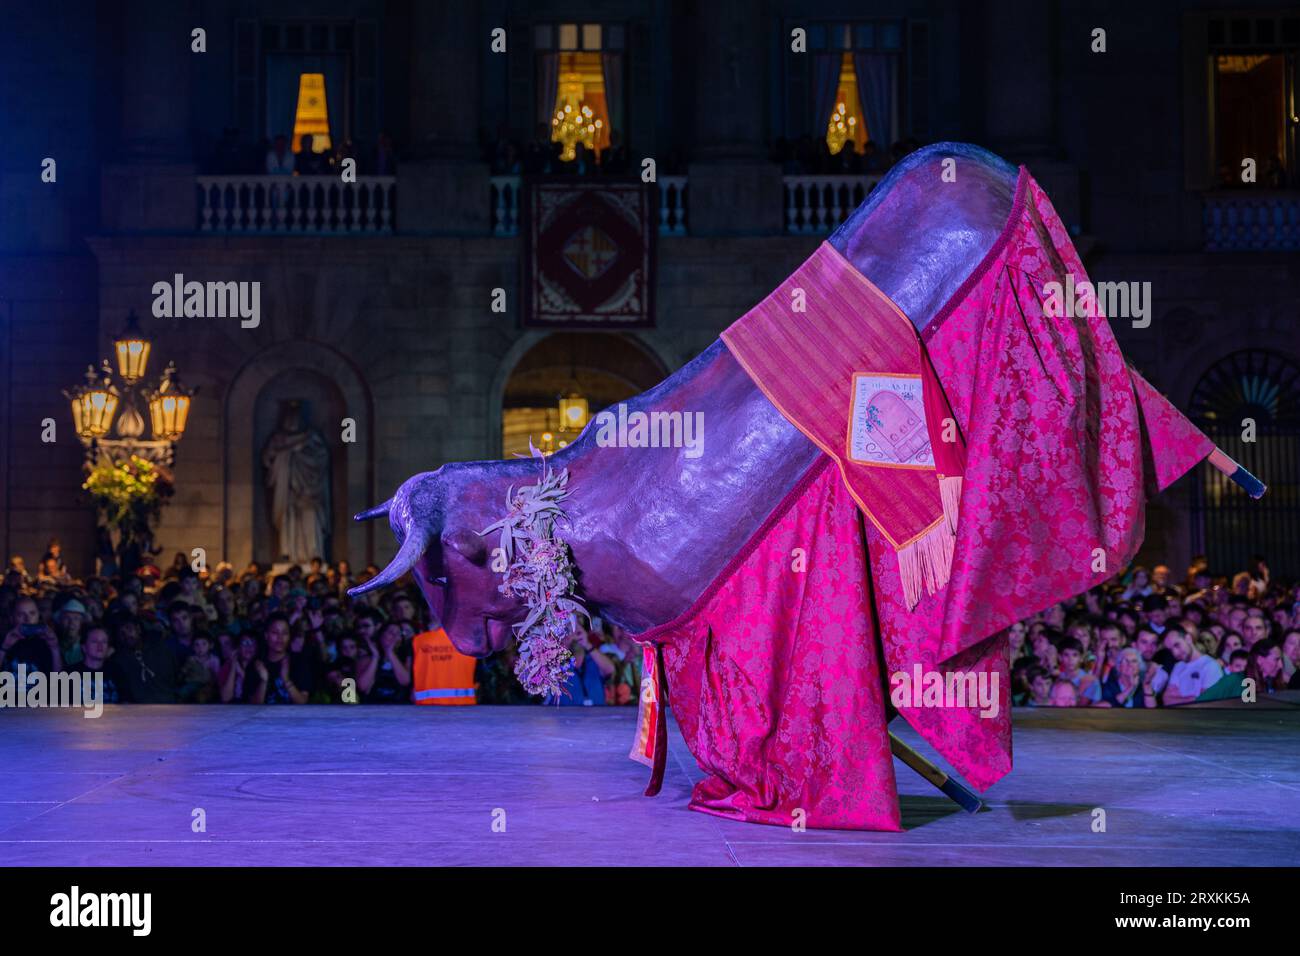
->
[445, 528, 488, 566]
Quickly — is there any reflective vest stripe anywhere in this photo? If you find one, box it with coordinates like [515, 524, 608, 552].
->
[413, 687, 476, 700]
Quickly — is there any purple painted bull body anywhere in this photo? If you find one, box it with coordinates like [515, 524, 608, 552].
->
[350, 142, 1021, 658]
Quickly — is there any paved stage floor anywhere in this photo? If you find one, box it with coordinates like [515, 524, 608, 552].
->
[1, 703, 1297, 866]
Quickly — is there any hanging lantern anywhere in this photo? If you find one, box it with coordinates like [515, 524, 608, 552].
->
[64, 364, 119, 439]
[558, 391, 589, 431]
[144, 362, 194, 442]
[113, 310, 152, 385]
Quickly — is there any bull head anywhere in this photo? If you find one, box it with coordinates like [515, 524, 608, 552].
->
[347, 463, 526, 657]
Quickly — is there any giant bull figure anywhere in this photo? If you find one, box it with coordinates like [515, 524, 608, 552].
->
[350, 142, 1261, 830]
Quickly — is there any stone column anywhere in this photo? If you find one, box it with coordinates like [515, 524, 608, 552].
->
[981, 0, 1081, 229]
[982, 0, 1056, 158]
[101, 0, 198, 231]
[398, 2, 491, 234]
[685, 0, 784, 235]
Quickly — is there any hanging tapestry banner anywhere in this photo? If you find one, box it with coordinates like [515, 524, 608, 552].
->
[524, 180, 654, 329]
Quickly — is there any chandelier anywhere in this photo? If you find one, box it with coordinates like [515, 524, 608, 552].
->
[827, 102, 858, 156]
[552, 101, 603, 162]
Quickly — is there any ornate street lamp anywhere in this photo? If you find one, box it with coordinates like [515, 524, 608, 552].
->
[143, 362, 194, 442]
[63, 362, 120, 439]
[64, 312, 195, 468]
[113, 310, 151, 385]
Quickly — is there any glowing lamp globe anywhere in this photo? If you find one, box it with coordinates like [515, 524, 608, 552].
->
[145, 363, 194, 442]
[113, 310, 151, 385]
[64, 365, 119, 439]
[558, 392, 589, 430]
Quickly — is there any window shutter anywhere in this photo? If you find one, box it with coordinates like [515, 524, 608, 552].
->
[355, 19, 379, 146]
[787, 22, 810, 139]
[235, 19, 259, 137]
[907, 20, 929, 141]
[509, 21, 532, 143]
[629, 19, 651, 151]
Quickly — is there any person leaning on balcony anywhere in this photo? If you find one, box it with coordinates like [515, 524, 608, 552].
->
[296, 136, 327, 175]
[374, 132, 396, 176]
[266, 134, 295, 175]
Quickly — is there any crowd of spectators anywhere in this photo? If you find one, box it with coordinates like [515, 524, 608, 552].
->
[1011, 557, 1300, 708]
[4, 542, 1294, 710]
[0, 541, 641, 707]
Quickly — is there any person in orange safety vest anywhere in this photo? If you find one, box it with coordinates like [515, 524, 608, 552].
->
[411, 626, 477, 705]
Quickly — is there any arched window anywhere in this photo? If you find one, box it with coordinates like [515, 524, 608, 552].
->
[500, 333, 666, 458]
[1189, 349, 1300, 578]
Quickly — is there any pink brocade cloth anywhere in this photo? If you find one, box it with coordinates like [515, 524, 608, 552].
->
[635, 169, 1215, 829]
[650, 458, 903, 831]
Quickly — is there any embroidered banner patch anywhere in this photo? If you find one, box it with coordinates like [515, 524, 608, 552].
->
[720, 242, 965, 609]
[848, 373, 934, 467]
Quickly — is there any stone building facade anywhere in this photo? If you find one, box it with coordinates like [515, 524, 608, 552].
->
[2, 0, 1297, 577]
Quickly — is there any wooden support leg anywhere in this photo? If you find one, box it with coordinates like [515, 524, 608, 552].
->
[889, 732, 983, 814]
[1208, 448, 1267, 499]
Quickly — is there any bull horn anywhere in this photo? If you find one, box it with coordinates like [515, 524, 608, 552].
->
[353, 498, 392, 522]
[346, 524, 432, 597]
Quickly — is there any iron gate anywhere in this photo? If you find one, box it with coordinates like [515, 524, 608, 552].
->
[1189, 349, 1300, 579]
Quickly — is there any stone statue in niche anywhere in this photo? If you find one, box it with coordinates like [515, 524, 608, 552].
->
[262, 399, 331, 565]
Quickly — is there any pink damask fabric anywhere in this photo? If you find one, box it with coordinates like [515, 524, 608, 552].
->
[888, 171, 1213, 787]
[644, 458, 902, 831]
[1129, 367, 1216, 493]
[635, 169, 1216, 828]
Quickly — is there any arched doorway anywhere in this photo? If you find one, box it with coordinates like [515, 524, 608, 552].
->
[1189, 349, 1300, 578]
[500, 333, 668, 458]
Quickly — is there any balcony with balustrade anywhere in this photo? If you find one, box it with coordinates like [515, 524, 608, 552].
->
[1203, 191, 1300, 251]
[197, 176, 397, 234]
[485, 173, 883, 238]
[782, 174, 884, 234]
[189, 169, 886, 238]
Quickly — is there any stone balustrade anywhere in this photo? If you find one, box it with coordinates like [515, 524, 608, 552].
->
[197, 176, 396, 234]
[1203, 192, 1300, 251]
[783, 174, 884, 234]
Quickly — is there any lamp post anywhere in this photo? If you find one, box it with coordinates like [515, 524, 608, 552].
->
[62, 312, 195, 577]
[63, 310, 195, 468]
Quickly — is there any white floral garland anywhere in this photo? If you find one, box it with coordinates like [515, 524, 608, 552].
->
[481, 450, 589, 697]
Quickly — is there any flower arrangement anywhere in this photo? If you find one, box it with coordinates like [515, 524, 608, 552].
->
[481, 446, 589, 698]
[83, 455, 173, 559]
